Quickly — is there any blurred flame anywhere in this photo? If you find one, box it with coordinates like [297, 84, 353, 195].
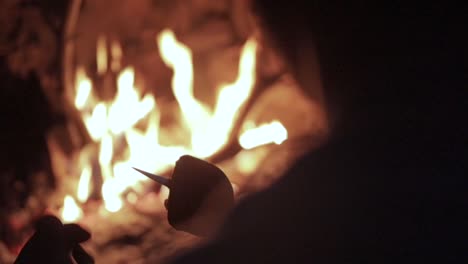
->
[192, 38, 258, 157]
[99, 134, 113, 167]
[108, 67, 155, 134]
[111, 40, 122, 72]
[157, 30, 258, 157]
[84, 103, 107, 141]
[239, 121, 288, 149]
[102, 179, 123, 212]
[157, 30, 211, 149]
[77, 165, 92, 203]
[61, 195, 83, 223]
[57, 28, 291, 219]
[126, 192, 138, 204]
[159, 185, 170, 205]
[97, 35, 108, 74]
[74, 67, 92, 110]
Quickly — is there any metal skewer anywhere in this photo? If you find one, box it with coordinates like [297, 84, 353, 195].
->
[132, 167, 172, 188]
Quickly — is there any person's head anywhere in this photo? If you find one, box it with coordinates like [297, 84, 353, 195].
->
[249, 1, 361, 134]
[250, 1, 410, 134]
[251, 1, 324, 107]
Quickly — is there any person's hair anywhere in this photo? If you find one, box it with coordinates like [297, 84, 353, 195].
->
[250, 1, 365, 130]
[251, 1, 362, 67]
[250, 2, 464, 136]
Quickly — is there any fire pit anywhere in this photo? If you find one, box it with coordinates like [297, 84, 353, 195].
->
[1, 0, 327, 262]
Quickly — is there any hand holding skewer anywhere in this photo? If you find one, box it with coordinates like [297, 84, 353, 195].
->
[14, 215, 93, 264]
[133, 155, 234, 236]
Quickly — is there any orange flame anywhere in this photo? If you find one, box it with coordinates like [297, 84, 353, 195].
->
[57, 28, 290, 219]
[239, 121, 288, 149]
[84, 103, 107, 141]
[192, 38, 258, 157]
[61, 195, 83, 223]
[157, 30, 211, 151]
[74, 67, 92, 110]
[96, 35, 107, 75]
[77, 164, 92, 203]
[157, 30, 258, 157]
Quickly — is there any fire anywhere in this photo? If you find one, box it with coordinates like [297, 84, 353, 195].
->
[58, 28, 289, 220]
[74, 67, 92, 110]
[157, 30, 258, 157]
[192, 38, 258, 157]
[77, 165, 92, 203]
[85, 103, 107, 141]
[102, 179, 123, 212]
[239, 121, 288, 149]
[61, 195, 83, 223]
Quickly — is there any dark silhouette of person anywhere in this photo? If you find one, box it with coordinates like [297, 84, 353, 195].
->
[169, 1, 467, 263]
[15, 1, 467, 263]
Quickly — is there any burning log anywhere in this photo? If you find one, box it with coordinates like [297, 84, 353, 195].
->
[134, 155, 234, 237]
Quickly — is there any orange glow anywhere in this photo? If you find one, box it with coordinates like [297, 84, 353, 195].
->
[126, 192, 138, 204]
[239, 121, 288, 149]
[61, 195, 83, 223]
[157, 30, 211, 152]
[108, 67, 155, 134]
[101, 178, 123, 212]
[53, 28, 294, 220]
[96, 35, 108, 74]
[157, 30, 258, 158]
[192, 38, 258, 157]
[74, 67, 92, 110]
[98, 133, 113, 180]
[110, 40, 122, 72]
[84, 103, 107, 141]
[159, 185, 170, 205]
[77, 165, 92, 203]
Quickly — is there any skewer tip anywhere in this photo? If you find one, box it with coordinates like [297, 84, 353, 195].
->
[132, 167, 172, 188]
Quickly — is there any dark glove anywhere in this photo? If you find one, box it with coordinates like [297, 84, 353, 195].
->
[14, 215, 94, 264]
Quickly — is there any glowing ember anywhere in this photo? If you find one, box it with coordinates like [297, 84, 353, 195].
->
[61, 195, 83, 223]
[239, 121, 288, 149]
